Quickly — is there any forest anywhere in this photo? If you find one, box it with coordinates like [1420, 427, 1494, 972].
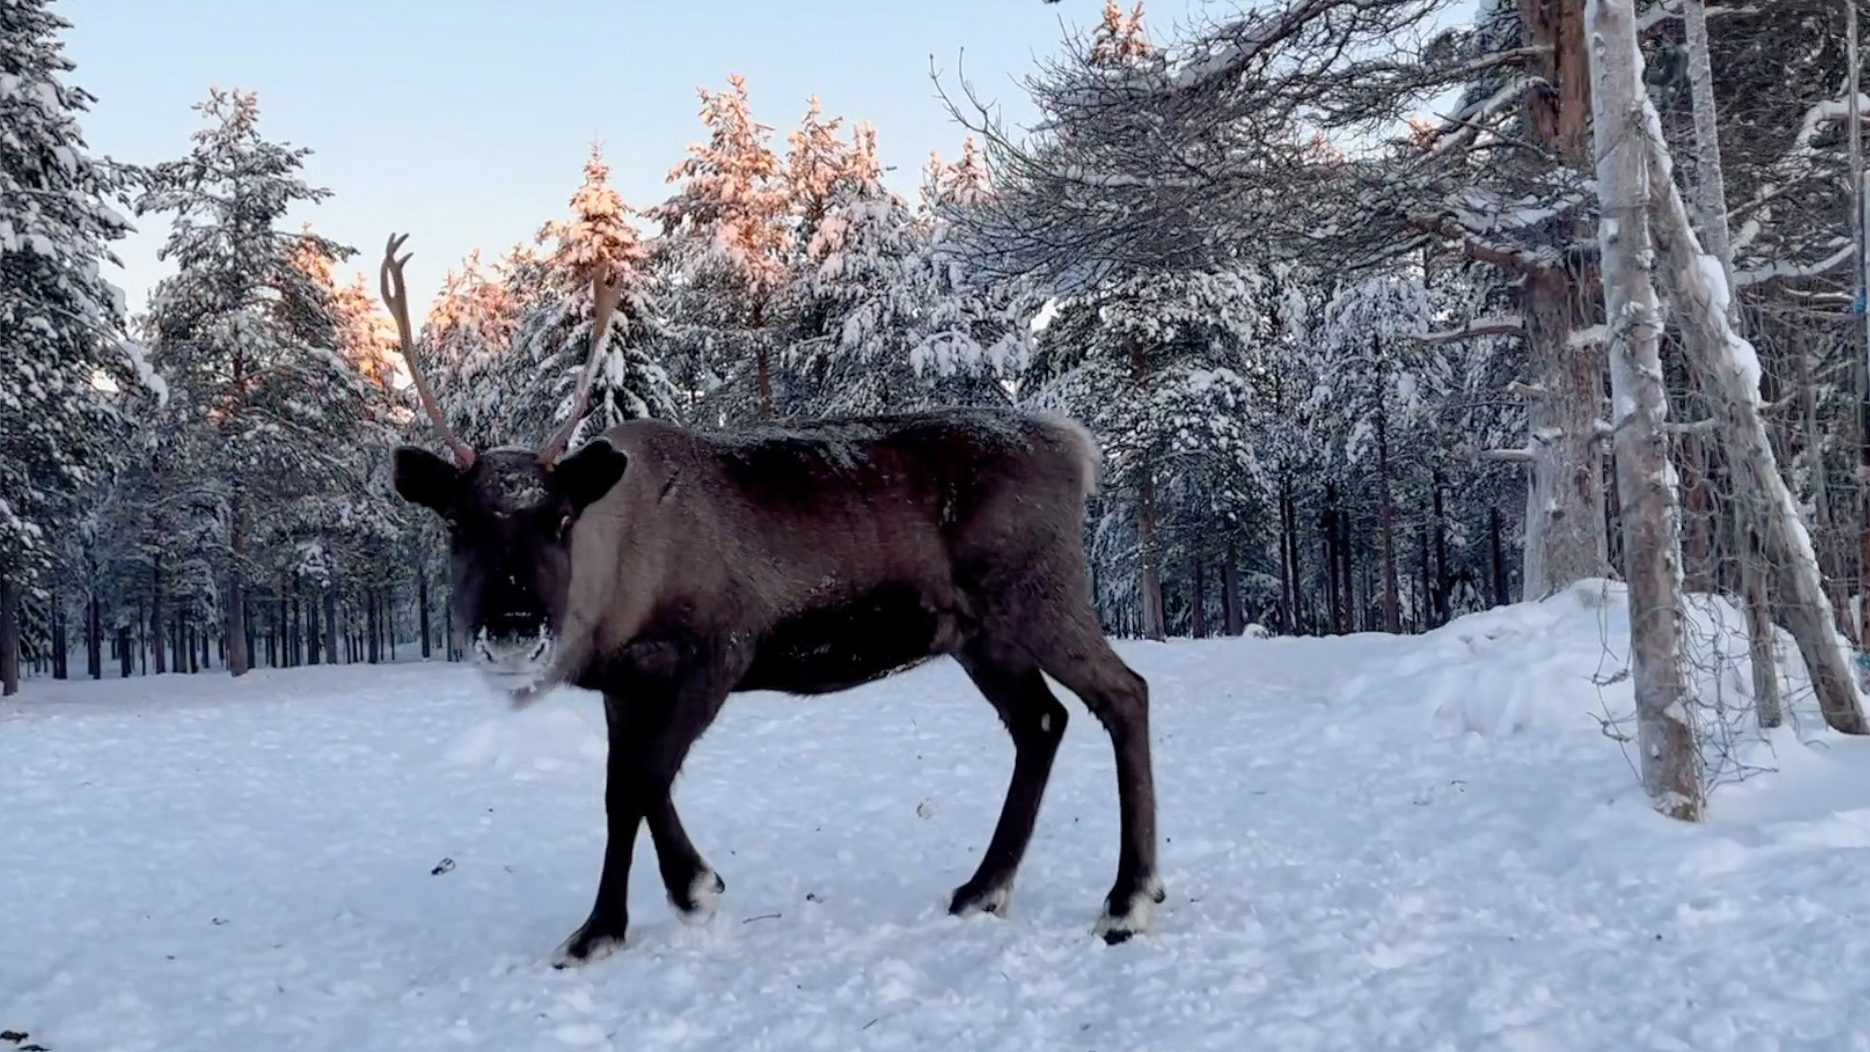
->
[4, 0, 1865, 818]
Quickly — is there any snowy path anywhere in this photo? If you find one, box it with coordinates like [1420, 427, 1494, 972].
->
[8, 584, 1870, 1050]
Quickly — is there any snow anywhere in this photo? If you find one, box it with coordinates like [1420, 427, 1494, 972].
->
[9, 586, 1870, 1050]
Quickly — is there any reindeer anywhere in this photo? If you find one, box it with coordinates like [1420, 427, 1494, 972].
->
[377, 234, 1163, 965]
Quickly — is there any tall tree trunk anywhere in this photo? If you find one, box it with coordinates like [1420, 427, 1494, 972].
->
[87, 592, 102, 680]
[1742, 514, 1783, 728]
[1432, 474, 1451, 625]
[1588, 0, 1703, 819]
[51, 591, 67, 680]
[1374, 344, 1402, 634]
[1638, 100, 1869, 735]
[150, 558, 167, 676]
[1322, 487, 1342, 634]
[322, 588, 338, 666]
[1418, 528, 1432, 631]
[308, 591, 323, 666]
[1223, 538, 1243, 636]
[225, 499, 250, 677]
[1678, 0, 1784, 718]
[1136, 470, 1166, 641]
[1189, 549, 1207, 638]
[116, 624, 132, 678]
[367, 590, 381, 664]
[1336, 495, 1355, 633]
[0, 572, 18, 696]
[1489, 507, 1510, 607]
[418, 568, 432, 659]
[1277, 476, 1295, 632]
[1517, 0, 1609, 599]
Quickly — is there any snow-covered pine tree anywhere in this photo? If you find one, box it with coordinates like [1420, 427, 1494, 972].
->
[510, 145, 676, 446]
[784, 122, 932, 416]
[0, 0, 151, 693]
[648, 73, 792, 420]
[422, 248, 529, 448]
[904, 139, 1035, 406]
[131, 87, 373, 677]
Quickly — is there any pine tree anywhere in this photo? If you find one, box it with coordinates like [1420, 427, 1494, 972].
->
[510, 144, 676, 445]
[131, 87, 368, 677]
[0, 0, 149, 694]
[648, 73, 792, 419]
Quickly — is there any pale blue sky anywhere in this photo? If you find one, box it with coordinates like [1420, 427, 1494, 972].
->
[61, 0, 1174, 316]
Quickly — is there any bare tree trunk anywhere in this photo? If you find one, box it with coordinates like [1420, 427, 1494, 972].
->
[150, 558, 167, 676]
[1336, 496, 1355, 633]
[51, 590, 67, 680]
[87, 590, 102, 680]
[1223, 538, 1244, 636]
[418, 568, 431, 659]
[1376, 380, 1401, 633]
[225, 499, 250, 677]
[1588, 0, 1703, 820]
[1741, 513, 1784, 728]
[322, 588, 338, 666]
[1280, 474, 1298, 632]
[1432, 475, 1451, 625]
[0, 571, 18, 696]
[1515, 0, 1609, 599]
[1323, 487, 1343, 633]
[1137, 470, 1166, 641]
[1189, 550, 1208, 638]
[1637, 92, 1870, 736]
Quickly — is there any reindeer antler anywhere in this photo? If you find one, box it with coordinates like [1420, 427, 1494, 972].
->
[380, 233, 476, 468]
[539, 263, 624, 463]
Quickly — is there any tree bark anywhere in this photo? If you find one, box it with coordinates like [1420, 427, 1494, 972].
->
[322, 588, 338, 666]
[51, 590, 67, 680]
[0, 572, 18, 696]
[1637, 111, 1868, 734]
[367, 590, 381, 664]
[224, 500, 250, 677]
[418, 568, 432, 659]
[1432, 474, 1451, 625]
[1376, 368, 1401, 633]
[1322, 487, 1342, 634]
[1189, 550, 1208, 638]
[1517, 0, 1610, 599]
[1741, 513, 1783, 728]
[87, 592, 102, 680]
[1490, 507, 1509, 607]
[1588, 0, 1703, 820]
[1223, 538, 1244, 636]
[150, 558, 167, 676]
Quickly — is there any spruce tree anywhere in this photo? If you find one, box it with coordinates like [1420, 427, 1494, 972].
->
[0, 0, 146, 694]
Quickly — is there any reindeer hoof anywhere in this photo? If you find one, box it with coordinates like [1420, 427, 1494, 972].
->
[551, 918, 627, 968]
[1094, 876, 1164, 945]
[670, 870, 726, 926]
[948, 880, 1012, 917]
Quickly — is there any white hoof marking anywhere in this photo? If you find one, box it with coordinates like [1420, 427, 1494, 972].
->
[671, 870, 723, 926]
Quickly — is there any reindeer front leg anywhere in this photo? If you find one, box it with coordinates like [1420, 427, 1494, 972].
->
[554, 650, 739, 967]
[552, 697, 652, 967]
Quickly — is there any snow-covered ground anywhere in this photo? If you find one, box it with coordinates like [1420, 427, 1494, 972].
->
[8, 579, 1870, 1051]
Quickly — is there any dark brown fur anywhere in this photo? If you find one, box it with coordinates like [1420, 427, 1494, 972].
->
[393, 405, 1163, 963]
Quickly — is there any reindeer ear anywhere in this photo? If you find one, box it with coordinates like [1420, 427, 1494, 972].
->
[553, 436, 630, 512]
[393, 445, 464, 512]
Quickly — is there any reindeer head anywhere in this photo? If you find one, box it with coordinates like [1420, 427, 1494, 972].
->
[378, 234, 630, 697]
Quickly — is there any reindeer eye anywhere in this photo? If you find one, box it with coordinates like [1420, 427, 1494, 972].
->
[558, 513, 574, 540]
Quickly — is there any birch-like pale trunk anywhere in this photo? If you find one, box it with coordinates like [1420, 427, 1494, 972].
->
[1633, 96, 1870, 736]
[1682, 0, 1782, 723]
[1587, 0, 1704, 821]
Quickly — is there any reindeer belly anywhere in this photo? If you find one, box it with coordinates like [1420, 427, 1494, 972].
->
[737, 581, 969, 695]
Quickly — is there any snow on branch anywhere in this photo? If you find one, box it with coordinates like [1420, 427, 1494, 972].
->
[1635, 0, 1757, 33]
[1734, 242, 1854, 288]
[1411, 314, 1522, 345]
